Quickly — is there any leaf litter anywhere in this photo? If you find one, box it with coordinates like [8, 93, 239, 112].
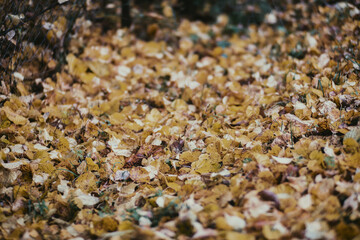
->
[1, 1, 360, 240]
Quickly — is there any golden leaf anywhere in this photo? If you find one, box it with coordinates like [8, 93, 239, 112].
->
[225, 232, 255, 240]
[66, 54, 87, 77]
[191, 153, 221, 174]
[263, 225, 282, 240]
[75, 172, 98, 193]
[163, 6, 173, 18]
[179, 151, 201, 164]
[85, 157, 99, 171]
[1, 106, 28, 125]
[86, 61, 110, 77]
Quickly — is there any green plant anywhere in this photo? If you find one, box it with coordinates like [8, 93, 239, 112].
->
[27, 199, 48, 219]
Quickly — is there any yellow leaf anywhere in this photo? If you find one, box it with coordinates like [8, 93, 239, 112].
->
[85, 157, 99, 171]
[75, 172, 98, 193]
[86, 61, 110, 77]
[66, 54, 87, 77]
[91, 216, 118, 236]
[145, 108, 162, 124]
[1, 106, 28, 125]
[16, 82, 29, 96]
[143, 41, 165, 56]
[109, 112, 127, 125]
[163, 6, 173, 18]
[344, 138, 359, 151]
[57, 136, 70, 153]
[38, 162, 55, 174]
[307, 159, 323, 172]
[253, 152, 271, 167]
[118, 220, 134, 231]
[79, 72, 97, 84]
[345, 152, 360, 168]
[216, 217, 232, 230]
[167, 182, 181, 192]
[309, 150, 324, 162]
[191, 153, 221, 174]
[311, 88, 323, 98]
[263, 225, 282, 240]
[123, 122, 143, 132]
[226, 232, 255, 240]
[179, 151, 201, 164]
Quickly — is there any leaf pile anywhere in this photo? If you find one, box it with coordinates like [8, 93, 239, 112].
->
[1, 2, 360, 240]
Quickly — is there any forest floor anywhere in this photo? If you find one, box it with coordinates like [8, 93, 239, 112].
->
[1, 2, 360, 240]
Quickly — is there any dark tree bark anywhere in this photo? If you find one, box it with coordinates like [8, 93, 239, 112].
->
[121, 0, 131, 28]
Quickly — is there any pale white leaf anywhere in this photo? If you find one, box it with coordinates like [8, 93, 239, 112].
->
[10, 144, 25, 154]
[114, 170, 130, 181]
[13, 72, 24, 81]
[75, 189, 99, 206]
[156, 196, 165, 208]
[40, 129, 53, 141]
[139, 217, 152, 227]
[33, 173, 49, 185]
[272, 156, 293, 164]
[305, 221, 326, 240]
[224, 213, 246, 230]
[1, 160, 24, 169]
[151, 138, 162, 146]
[34, 143, 49, 151]
[6, 30, 15, 41]
[50, 150, 61, 159]
[108, 136, 132, 157]
[298, 194, 312, 210]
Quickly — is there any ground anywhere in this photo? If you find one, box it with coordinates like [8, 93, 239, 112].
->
[1, 2, 360, 240]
